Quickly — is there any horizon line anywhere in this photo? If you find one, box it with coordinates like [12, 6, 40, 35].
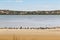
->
[0, 9, 60, 11]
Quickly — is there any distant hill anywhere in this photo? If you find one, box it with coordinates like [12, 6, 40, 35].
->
[0, 10, 60, 15]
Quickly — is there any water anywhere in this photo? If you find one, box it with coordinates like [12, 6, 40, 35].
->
[0, 15, 60, 27]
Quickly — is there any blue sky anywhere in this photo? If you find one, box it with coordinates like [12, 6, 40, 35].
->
[0, 0, 60, 11]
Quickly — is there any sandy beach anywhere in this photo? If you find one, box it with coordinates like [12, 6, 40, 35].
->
[0, 29, 60, 40]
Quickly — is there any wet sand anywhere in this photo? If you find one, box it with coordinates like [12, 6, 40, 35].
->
[0, 29, 60, 40]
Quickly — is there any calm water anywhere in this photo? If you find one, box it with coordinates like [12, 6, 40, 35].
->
[0, 15, 60, 27]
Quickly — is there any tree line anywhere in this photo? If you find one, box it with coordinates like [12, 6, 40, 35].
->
[0, 10, 60, 15]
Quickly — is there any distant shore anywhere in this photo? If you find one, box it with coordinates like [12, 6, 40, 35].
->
[0, 10, 60, 15]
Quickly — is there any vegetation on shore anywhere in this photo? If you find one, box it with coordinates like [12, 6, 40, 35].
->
[0, 10, 60, 15]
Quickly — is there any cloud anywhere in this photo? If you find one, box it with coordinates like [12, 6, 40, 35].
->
[16, 0, 23, 2]
[0, 0, 23, 2]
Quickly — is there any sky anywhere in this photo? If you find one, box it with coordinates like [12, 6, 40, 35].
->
[0, 0, 60, 11]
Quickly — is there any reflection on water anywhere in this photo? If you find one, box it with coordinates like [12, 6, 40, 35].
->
[0, 15, 60, 27]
